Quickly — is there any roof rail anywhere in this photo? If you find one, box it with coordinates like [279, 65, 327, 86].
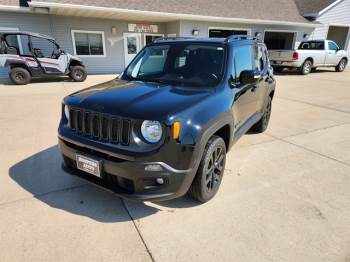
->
[152, 36, 196, 43]
[224, 34, 262, 43]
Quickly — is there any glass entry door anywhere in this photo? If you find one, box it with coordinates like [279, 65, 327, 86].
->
[123, 33, 142, 66]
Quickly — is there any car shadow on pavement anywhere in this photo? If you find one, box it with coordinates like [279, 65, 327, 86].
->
[8, 145, 162, 222]
[0, 76, 73, 85]
[274, 68, 335, 76]
[9, 145, 200, 222]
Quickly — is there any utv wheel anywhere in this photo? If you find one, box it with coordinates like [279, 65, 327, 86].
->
[189, 136, 226, 203]
[300, 60, 312, 75]
[251, 96, 272, 133]
[335, 58, 347, 72]
[70, 66, 87, 82]
[9, 67, 31, 85]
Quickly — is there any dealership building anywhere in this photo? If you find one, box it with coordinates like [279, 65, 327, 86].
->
[0, 0, 348, 77]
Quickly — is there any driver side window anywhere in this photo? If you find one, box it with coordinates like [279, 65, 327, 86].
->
[328, 42, 338, 51]
[234, 45, 254, 81]
[31, 37, 58, 59]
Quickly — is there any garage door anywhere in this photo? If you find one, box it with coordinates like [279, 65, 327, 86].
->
[209, 29, 248, 38]
[264, 31, 296, 50]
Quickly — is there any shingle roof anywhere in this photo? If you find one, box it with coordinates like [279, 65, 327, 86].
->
[294, 0, 337, 14]
[0, 0, 319, 24]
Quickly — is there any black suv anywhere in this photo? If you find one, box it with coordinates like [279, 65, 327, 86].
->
[59, 36, 275, 202]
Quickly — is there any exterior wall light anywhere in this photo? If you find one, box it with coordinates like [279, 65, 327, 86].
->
[192, 29, 199, 36]
[111, 26, 117, 34]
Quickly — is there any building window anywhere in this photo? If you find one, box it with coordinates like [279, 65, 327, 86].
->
[71, 30, 106, 57]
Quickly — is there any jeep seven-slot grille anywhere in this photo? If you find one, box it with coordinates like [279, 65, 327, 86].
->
[69, 108, 131, 146]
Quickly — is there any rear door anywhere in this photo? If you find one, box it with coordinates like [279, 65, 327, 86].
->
[253, 44, 271, 112]
[231, 44, 258, 129]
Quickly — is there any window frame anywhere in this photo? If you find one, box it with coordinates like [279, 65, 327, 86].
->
[71, 30, 106, 58]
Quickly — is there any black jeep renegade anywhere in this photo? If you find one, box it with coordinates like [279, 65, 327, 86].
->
[58, 36, 275, 202]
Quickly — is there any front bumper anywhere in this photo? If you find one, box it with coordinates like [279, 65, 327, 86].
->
[58, 137, 197, 201]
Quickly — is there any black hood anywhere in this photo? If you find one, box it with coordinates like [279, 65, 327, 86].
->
[65, 79, 213, 120]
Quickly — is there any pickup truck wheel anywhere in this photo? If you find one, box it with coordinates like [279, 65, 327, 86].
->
[188, 136, 226, 203]
[9, 67, 31, 85]
[251, 96, 272, 133]
[300, 60, 312, 75]
[70, 66, 87, 82]
[336, 58, 347, 72]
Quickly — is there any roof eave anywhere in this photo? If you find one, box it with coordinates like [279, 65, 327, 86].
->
[28, 1, 319, 28]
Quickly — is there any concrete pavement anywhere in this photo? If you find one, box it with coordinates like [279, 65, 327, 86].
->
[1, 69, 350, 261]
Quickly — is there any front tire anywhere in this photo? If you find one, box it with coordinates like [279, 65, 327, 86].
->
[335, 58, 347, 72]
[9, 67, 31, 85]
[300, 60, 313, 75]
[188, 136, 226, 203]
[70, 65, 87, 82]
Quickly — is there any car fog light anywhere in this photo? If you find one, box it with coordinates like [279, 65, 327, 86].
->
[145, 164, 163, 172]
[156, 178, 164, 185]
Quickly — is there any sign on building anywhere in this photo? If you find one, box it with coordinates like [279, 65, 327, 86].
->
[128, 24, 158, 33]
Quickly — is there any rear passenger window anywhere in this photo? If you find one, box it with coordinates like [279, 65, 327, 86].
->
[234, 45, 253, 80]
[254, 45, 266, 72]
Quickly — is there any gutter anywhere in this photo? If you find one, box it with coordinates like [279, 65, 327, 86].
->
[0, 5, 31, 13]
[29, 1, 319, 28]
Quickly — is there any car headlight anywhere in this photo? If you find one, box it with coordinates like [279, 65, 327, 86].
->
[141, 120, 162, 143]
[64, 105, 70, 120]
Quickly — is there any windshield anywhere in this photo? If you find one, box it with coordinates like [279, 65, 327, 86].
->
[122, 43, 226, 87]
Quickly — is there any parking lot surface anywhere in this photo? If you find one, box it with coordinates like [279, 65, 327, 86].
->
[1, 69, 350, 262]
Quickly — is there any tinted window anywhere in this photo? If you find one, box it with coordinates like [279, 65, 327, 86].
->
[328, 42, 338, 51]
[73, 32, 104, 56]
[123, 43, 225, 87]
[298, 41, 324, 50]
[234, 45, 253, 79]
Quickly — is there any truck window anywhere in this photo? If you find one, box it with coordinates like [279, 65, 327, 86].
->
[328, 42, 338, 50]
[298, 41, 324, 50]
[234, 45, 254, 80]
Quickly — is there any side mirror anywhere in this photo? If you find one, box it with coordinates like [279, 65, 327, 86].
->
[240, 70, 260, 85]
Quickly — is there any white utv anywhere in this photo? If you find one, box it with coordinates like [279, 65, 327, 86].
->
[0, 31, 87, 85]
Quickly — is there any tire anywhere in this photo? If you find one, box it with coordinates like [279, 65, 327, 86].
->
[251, 96, 272, 133]
[9, 67, 31, 85]
[335, 58, 347, 72]
[70, 65, 87, 82]
[300, 60, 313, 75]
[188, 136, 226, 203]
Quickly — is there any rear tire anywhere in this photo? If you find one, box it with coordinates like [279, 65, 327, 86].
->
[300, 60, 313, 75]
[70, 66, 87, 82]
[335, 58, 347, 72]
[9, 67, 31, 85]
[251, 96, 272, 133]
[188, 136, 226, 203]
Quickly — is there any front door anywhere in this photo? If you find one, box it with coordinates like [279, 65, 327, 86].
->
[325, 41, 342, 65]
[123, 33, 142, 66]
[231, 45, 258, 130]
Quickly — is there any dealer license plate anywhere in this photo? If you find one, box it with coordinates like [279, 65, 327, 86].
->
[76, 154, 101, 178]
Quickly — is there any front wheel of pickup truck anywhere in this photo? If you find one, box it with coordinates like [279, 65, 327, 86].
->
[189, 136, 226, 203]
[300, 60, 313, 75]
[335, 58, 347, 72]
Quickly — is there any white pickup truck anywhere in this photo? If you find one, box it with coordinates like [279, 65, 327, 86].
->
[269, 40, 348, 75]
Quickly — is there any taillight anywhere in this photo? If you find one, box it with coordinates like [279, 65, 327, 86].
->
[292, 52, 299, 60]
